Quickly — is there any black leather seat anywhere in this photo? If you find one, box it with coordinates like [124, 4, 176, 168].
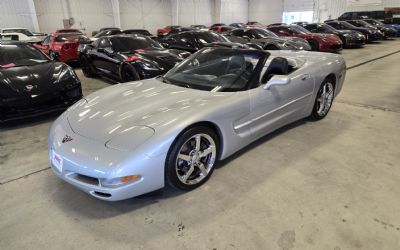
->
[262, 57, 289, 83]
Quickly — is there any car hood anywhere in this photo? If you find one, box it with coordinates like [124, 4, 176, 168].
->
[0, 62, 69, 98]
[66, 78, 233, 143]
[124, 48, 184, 69]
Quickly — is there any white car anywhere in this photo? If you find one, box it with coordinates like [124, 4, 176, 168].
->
[0, 28, 46, 42]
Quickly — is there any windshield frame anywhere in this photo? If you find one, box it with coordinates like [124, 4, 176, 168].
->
[251, 28, 278, 38]
[162, 48, 268, 92]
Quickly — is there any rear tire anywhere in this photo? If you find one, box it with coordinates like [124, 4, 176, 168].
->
[265, 44, 278, 50]
[310, 78, 335, 120]
[165, 126, 219, 191]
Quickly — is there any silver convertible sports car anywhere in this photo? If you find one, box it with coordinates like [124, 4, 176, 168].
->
[49, 47, 346, 201]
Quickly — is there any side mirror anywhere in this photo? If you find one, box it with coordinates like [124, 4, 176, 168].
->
[264, 75, 290, 90]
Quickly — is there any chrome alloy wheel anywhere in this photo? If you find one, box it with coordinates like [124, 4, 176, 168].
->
[316, 81, 334, 117]
[175, 133, 217, 185]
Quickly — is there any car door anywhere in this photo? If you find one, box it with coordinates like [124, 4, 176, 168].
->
[248, 61, 315, 138]
[37, 36, 51, 55]
[92, 38, 118, 77]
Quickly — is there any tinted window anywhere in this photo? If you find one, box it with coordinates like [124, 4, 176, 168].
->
[58, 29, 82, 33]
[110, 36, 162, 52]
[55, 34, 83, 42]
[94, 29, 122, 38]
[43, 36, 52, 44]
[0, 44, 49, 67]
[98, 38, 111, 49]
[195, 32, 228, 44]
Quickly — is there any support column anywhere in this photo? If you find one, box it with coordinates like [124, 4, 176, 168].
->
[111, 0, 121, 28]
[171, 0, 179, 25]
[27, 0, 40, 32]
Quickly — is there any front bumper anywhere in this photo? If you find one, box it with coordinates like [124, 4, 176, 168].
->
[319, 42, 343, 52]
[345, 37, 366, 47]
[0, 86, 82, 123]
[48, 115, 166, 201]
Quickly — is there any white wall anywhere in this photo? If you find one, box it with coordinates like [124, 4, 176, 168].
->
[0, 0, 37, 31]
[34, 0, 115, 34]
[284, 0, 314, 12]
[119, 0, 171, 34]
[174, 0, 214, 26]
[219, 0, 248, 24]
[315, 0, 400, 21]
[248, 0, 284, 24]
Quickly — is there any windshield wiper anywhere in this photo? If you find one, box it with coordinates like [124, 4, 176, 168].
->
[158, 75, 192, 89]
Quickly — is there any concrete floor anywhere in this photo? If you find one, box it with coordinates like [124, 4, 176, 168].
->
[1, 39, 399, 249]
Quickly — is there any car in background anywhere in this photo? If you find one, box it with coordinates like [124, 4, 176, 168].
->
[34, 32, 90, 63]
[0, 28, 46, 42]
[246, 21, 265, 28]
[209, 23, 226, 29]
[56, 28, 84, 34]
[324, 20, 382, 42]
[292, 22, 309, 26]
[190, 25, 208, 31]
[48, 46, 346, 201]
[157, 26, 181, 37]
[167, 27, 195, 36]
[210, 25, 235, 33]
[268, 23, 287, 27]
[0, 41, 82, 122]
[362, 19, 400, 37]
[230, 23, 246, 28]
[123, 29, 153, 36]
[267, 25, 343, 52]
[78, 34, 190, 82]
[92, 27, 120, 36]
[91, 29, 122, 41]
[300, 23, 366, 47]
[225, 28, 311, 50]
[346, 20, 395, 39]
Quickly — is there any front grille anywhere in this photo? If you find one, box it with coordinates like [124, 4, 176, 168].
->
[70, 173, 99, 186]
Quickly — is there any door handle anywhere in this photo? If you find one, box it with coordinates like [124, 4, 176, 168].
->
[301, 74, 310, 81]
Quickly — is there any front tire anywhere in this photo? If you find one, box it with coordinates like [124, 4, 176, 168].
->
[308, 39, 320, 51]
[165, 127, 219, 190]
[310, 78, 335, 120]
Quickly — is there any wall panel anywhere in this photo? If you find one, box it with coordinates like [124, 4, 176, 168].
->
[248, 0, 284, 24]
[0, 0, 35, 31]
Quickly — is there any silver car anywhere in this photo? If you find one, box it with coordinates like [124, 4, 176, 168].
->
[48, 47, 346, 201]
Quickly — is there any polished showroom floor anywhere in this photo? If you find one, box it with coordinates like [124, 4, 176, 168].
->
[1, 39, 400, 249]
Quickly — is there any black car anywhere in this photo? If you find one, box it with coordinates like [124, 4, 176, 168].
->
[230, 23, 246, 28]
[209, 23, 226, 29]
[190, 25, 208, 30]
[0, 41, 82, 122]
[79, 35, 190, 82]
[123, 29, 152, 36]
[210, 25, 235, 33]
[301, 23, 366, 47]
[92, 29, 123, 39]
[358, 19, 398, 38]
[225, 28, 311, 50]
[346, 20, 395, 39]
[92, 27, 120, 36]
[325, 20, 382, 42]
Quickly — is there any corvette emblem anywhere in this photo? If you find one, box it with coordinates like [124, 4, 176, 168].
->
[25, 85, 34, 92]
[62, 135, 73, 143]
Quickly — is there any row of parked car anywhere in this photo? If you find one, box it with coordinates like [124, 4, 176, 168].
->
[0, 16, 399, 122]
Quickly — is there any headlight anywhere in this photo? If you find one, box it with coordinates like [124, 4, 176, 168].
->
[343, 33, 350, 37]
[58, 67, 78, 84]
[138, 61, 160, 70]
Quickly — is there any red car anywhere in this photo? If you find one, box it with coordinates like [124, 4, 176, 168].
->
[34, 33, 88, 63]
[267, 25, 343, 52]
[157, 26, 181, 36]
[55, 28, 83, 34]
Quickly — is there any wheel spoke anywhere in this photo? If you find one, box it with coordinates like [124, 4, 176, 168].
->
[178, 153, 191, 162]
[198, 163, 208, 177]
[195, 135, 201, 151]
[181, 165, 194, 182]
[199, 145, 214, 158]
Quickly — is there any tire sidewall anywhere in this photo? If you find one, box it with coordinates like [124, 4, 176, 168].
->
[81, 56, 95, 77]
[165, 126, 219, 190]
[121, 64, 140, 82]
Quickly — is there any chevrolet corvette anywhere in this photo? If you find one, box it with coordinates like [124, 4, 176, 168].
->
[49, 47, 346, 201]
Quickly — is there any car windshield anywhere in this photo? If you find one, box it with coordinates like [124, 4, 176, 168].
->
[251, 28, 278, 38]
[318, 24, 337, 32]
[366, 19, 384, 25]
[341, 21, 358, 29]
[0, 44, 49, 67]
[290, 25, 311, 34]
[94, 29, 122, 38]
[163, 48, 265, 92]
[196, 32, 229, 44]
[110, 36, 163, 53]
[2, 29, 34, 36]
[55, 34, 84, 42]
[58, 29, 81, 33]
[124, 30, 151, 36]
